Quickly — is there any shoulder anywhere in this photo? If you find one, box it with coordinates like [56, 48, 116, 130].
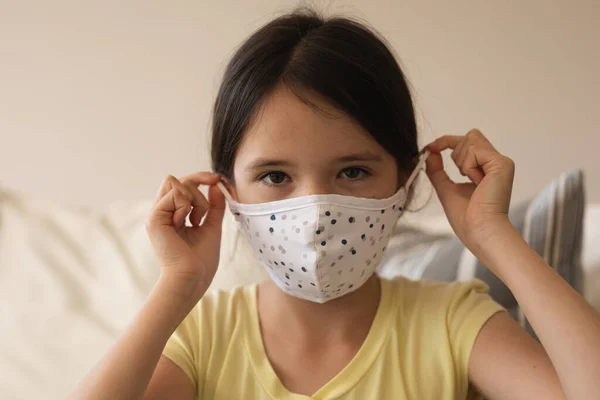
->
[382, 277, 505, 397]
[169, 284, 254, 350]
[384, 276, 504, 345]
[168, 285, 255, 357]
[387, 276, 494, 312]
[162, 285, 256, 388]
[193, 284, 254, 331]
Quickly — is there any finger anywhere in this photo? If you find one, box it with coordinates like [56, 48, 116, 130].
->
[179, 171, 221, 187]
[181, 181, 209, 209]
[463, 145, 485, 185]
[451, 138, 470, 174]
[427, 135, 464, 152]
[471, 145, 505, 174]
[202, 184, 226, 231]
[425, 151, 454, 197]
[465, 144, 515, 183]
[154, 175, 194, 205]
[149, 188, 191, 230]
[183, 181, 209, 226]
[154, 175, 176, 204]
[168, 180, 195, 222]
[466, 129, 497, 152]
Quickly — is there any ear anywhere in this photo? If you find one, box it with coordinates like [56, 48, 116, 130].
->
[219, 176, 239, 202]
[396, 154, 421, 189]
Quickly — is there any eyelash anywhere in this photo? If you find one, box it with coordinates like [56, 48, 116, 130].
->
[258, 167, 371, 186]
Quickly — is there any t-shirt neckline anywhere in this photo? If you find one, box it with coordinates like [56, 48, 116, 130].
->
[242, 278, 398, 399]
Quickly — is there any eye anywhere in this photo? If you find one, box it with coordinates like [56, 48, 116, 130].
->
[260, 171, 290, 186]
[339, 167, 369, 180]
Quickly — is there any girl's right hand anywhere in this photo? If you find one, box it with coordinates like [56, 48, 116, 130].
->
[146, 172, 226, 302]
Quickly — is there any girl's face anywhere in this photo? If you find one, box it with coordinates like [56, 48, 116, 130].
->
[229, 84, 400, 204]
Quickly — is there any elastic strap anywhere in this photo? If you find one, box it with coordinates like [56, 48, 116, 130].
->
[405, 150, 430, 189]
[216, 181, 235, 204]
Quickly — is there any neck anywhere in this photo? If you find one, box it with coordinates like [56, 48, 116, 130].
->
[257, 275, 381, 343]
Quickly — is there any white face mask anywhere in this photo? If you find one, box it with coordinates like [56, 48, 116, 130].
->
[217, 151, 429, 303]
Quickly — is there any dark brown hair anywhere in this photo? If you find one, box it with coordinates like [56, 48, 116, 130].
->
[211, 8, 418, 182]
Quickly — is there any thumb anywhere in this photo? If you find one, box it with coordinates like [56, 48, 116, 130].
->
[425, 151, 454, 196]
[202, 184, 226, 231]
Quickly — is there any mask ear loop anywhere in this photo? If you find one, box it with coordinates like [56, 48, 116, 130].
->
[404, 150, 430, 189]
[216, 181, 236, 204]
[215, 180, 242, 264]
[399, 149, 430, 212]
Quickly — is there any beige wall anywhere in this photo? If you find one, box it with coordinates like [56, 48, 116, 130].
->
[1, 0, 599, 212]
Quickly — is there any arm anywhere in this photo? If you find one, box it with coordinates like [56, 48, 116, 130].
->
[69, 277, 201, 400]
[468, 221, 600, 400]
[145, 356, 196, 399]
[426, 130, 600, 400]
[469, 310, 565, 399]
[69, 172, 226, 399]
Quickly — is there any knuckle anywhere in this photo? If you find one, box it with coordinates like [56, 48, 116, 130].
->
[180, 187, 192, 197]
[185, 182, 201, 196]
[174, 189, 188, 202]
[175, 183, 194, 200]
[159, 175, 178, 191]
[144, 216, 157, 233]
[164, 174, 177, 183]
[467, 129, 482, 137]
[503, 156, 515, 168]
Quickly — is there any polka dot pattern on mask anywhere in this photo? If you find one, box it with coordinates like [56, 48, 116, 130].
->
[232, 192, 408, 302]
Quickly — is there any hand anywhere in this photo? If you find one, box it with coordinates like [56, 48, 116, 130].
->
[146, 172, 225, 301]
[425, 129, 515, 247]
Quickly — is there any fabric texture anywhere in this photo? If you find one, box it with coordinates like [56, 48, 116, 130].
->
[0, 190, 251, 399]
[378, 168, 585, 338]
[163, 277, 505, 400]
[227, 187, 409, 303]
[218, 152, 427, 303]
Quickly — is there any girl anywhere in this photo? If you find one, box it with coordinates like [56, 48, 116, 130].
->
[71, 9, 600, 400]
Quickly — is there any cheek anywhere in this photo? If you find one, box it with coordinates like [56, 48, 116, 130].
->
[379, 161, 400, 197]
[231, 183, 255, 204]
[229, 173, 265, 204]
[229, 165, 248, 203]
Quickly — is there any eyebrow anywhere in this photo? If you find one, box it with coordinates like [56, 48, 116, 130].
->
[245, 159, 292, 171]
[335, 152, 384, 163]
[245, 152, 384, 171]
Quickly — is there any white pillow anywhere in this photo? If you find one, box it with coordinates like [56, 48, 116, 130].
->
[0, 190, 158, 399]
[0, 189, 260, 399]
[582, 204, 600, 311]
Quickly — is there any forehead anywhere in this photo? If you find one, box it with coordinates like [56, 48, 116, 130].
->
[234, 84, 389, 163]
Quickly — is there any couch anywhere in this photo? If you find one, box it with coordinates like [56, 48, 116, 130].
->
[0, 178, 598, 399]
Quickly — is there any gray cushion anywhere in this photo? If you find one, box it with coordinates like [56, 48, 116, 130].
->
[381, 169, 585, 338]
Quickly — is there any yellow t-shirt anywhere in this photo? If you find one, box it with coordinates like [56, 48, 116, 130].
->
[162, 277, 504, 400]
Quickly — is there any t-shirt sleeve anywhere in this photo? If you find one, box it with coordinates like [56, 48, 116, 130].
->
[445, 279, 506, 395]
[162, 305, 201, 387]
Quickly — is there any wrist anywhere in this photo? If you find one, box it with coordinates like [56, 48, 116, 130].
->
[464, 214, 513, 249]
[154, 273, 210, 315]
[465, 218, 524, 277]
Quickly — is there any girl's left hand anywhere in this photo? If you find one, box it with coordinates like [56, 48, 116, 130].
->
[425, 129, 515, 247]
